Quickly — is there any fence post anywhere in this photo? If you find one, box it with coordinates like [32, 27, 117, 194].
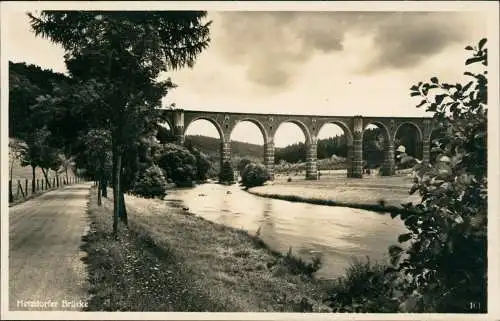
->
[18, 180, 25, 198]
[25, 179, 28, 197]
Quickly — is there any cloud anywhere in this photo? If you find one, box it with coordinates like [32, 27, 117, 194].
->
[213, 11, 483, 88]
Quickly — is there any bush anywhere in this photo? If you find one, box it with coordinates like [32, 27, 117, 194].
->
[325, 258, 399, 313]
[219, 160, 234, 184]
[130, 165, 167, 199]
[389, 39, 487, 313]
[237, 158, 253, 175]
[282, 247, 322, 277]
[241, 162, 269, 188]
[157, 143, 197, 187]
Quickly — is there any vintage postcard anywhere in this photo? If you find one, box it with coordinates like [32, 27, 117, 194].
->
[1, 1, 499, 320]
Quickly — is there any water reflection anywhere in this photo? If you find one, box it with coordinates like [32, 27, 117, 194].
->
[164, 183, 407, 279]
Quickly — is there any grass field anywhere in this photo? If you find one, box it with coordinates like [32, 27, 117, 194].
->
[9, 146, 76, 182]
[250, 171, 420, 211]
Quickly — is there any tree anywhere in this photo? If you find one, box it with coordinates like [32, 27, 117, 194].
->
[9, 138, 28, 179]
[81, 129, 112, 205]
[389, 39, 487, 313]
[29, 11, 211, 235]
[57, 153, 76, 183]
[241, 162, 269, 188]
[237, 158, 253, 175]
[157, 143, 197, 187]
[131, 165, 168, 199]
[17, 126, 59, 192]
[185, 142, 214, 182]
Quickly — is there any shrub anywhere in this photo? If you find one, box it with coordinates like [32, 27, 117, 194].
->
[185, 144, 214, 182]
[241, 162, 269, 188]
[389, 39, 487, 313]
[237, 158, 253, 175]
[325, 258, 399, 313]
[130, 165, 167, 199]
[282, 247, 322, 277]
[157, 143, 197, 187]
[219, 160, 235, 184]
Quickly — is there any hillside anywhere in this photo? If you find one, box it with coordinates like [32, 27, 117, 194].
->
[185, 135, 264, 160]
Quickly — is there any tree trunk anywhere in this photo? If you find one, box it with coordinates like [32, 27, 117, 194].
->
[101, 163, 108, 198]
[97, 176, 102, 206]
[41, 168, 51, 188]
[113, 153, 122, 237]
[112, 140, 119, 237]
[10, 158, 14, 181]
[66, 167, 69, 184]
[119, 182, 128, 226]
[31, 165, 36, 193]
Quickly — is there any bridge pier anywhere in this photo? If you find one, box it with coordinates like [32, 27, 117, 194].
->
[422, 139, 430, 164]
[346, 144, 353, 177]
[220, 141, 231, 170]
[305, 141, 318, 180]
[380, 140, 395, 176]
[264, 141, 275, 180]
[351, 117, 364, 178]
[173, 110, 185, 145]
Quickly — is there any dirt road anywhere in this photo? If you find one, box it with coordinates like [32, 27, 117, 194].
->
[9, 183, 92, 311]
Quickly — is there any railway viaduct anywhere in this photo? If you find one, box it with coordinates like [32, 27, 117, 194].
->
[162, 109, 436, 180]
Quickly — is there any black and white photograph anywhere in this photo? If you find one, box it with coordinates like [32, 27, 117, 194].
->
[1, 1, 499, 320]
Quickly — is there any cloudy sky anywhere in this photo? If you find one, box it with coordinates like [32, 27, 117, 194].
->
[5, 7, 487, 147]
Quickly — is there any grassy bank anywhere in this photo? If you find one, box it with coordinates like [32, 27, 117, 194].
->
[248, 175, 421, 214]
[82, 187, 337, 312]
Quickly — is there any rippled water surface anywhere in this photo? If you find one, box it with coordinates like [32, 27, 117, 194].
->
[164, 183, 408, 278]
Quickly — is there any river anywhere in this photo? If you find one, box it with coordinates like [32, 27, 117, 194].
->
[164, 183, 408, 279]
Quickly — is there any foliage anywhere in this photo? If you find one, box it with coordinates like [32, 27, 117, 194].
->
[219, 160, 235, 184]
[130, 165, 168, 199]
[57, 153, 77, 181]
[157, 143, 197, 187]
[282, 247, 322, 277]
[325, 258, 399, 312]
[81, 129, 113, 180]
[9, 138, 29, 179]
[237, 158, 253, 175]
[185, 142, 214, 181]
[389, 39, 487, 313]
[241, 162, 269, 188]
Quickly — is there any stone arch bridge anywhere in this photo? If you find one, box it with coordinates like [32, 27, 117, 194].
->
[162, 109, 436, 180]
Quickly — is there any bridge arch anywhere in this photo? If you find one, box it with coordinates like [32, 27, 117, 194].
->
[317, 120, 353, 143]
[362, 121, 393, 176]
[229, 118, 269, 144]
[184, 116, 225, 142]
[393, 121, 424, 161]
[392, 121, 423, 143]
[272, 119, 312, 144]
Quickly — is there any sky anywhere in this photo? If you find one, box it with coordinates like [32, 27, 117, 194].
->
[5, 9, 487, 147]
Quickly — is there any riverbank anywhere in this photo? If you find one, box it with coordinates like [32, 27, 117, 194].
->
[248, 174, 421, 214]
[83, 187, 335, 312]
